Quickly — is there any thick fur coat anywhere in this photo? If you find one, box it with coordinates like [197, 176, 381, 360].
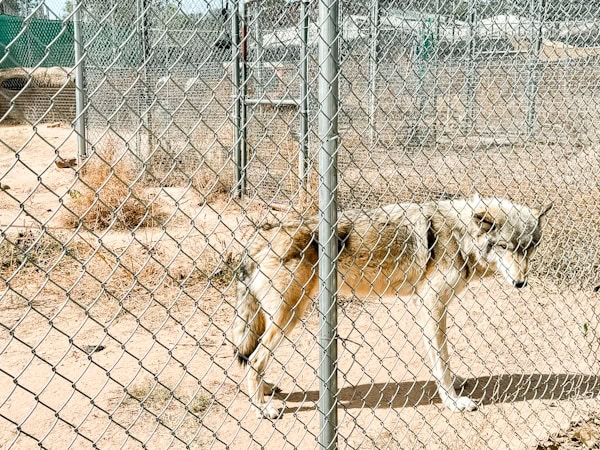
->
[231, 195, 552, 418]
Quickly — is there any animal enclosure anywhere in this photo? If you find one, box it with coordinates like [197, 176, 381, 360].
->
[1, 0, 600, 448]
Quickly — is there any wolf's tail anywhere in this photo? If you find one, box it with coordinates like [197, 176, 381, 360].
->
[231, 263, 265, 365]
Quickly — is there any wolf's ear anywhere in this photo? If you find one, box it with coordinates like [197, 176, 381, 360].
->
[470, 193, 498, 233]
[473, 211, 497, 233]
[537, 202, 553, 219]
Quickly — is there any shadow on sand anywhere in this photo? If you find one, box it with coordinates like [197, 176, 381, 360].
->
[279, 373, 600, 414]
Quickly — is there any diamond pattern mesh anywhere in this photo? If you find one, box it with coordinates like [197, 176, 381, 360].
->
[0, 0, 599, 448]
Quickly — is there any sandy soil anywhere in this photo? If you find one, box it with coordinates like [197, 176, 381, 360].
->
[0, 124, 599, 449]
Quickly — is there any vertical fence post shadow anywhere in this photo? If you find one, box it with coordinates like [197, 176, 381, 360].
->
[318, 0, 339, 448]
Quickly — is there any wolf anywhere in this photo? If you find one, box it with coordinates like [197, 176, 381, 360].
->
[231, 194, 552, 418]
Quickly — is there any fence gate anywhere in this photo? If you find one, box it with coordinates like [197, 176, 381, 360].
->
[1, 0, 600, 448]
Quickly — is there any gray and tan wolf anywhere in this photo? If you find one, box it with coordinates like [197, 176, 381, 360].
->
[231, 194, 552, 418]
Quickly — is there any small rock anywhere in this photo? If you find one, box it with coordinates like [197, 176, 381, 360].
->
[81, 344, 105, 355]
[56, 158, 77, 169]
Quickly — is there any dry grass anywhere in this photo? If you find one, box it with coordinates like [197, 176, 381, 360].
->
[295, 167, 319, 216]
[125, 378, 212, 416]
[144, 128, 236, 203]
[192, 159, 235, 204]
[199, 246, 238, 290]
[273, 136, 320, 217]
[62, 145, 166, 230]
[117, 377, 213, 446]
[0, 227, 238, 325]
[71, 240, 237, 318]
[0, 230, 68, 272]
[538, 413, 600, 449]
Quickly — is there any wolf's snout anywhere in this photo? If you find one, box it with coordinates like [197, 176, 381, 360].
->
[513, 280, 527, 289]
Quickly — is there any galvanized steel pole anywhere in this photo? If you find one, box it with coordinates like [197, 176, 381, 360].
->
[140, 0, 153, 158]
[526, 0, 546, 137]
[299, 0, 310, 189]
[253, 2, 264, 99]
[465, 0, 477, 134]
[232, 0, 247, 197]
[368, 0, 379, 147]
[318, 0, 339, 447]
[73, 0, 87, 162]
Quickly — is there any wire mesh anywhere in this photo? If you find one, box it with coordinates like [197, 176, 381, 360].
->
[1, 0, 600, 448]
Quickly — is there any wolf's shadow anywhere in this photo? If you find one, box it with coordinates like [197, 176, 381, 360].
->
[279, 373, 600, 413]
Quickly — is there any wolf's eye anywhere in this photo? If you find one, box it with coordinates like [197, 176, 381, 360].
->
[495, 242, 508, 250]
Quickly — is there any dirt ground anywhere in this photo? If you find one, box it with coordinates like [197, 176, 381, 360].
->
[0, 124, 599, 449]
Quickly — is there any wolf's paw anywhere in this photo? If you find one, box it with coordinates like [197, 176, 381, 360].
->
[444, 396, 478, 412]
[263, 380, 281, 396]
[254, 403, 281, 419]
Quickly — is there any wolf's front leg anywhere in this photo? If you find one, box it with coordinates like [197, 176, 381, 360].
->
[247, 347, 282, 419]
[246, 320, 289, 419]
[417, 284, 477, 412]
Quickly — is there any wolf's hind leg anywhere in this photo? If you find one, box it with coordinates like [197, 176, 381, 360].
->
[247, 262, 316, 419]
[262, 379, 282, 396]
[247, 300, 306, 418]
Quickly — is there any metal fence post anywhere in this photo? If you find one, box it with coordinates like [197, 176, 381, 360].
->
[138, 0, 154, 159]
[414, 16, 435, 144]
[232, 0, 248, 198]
[299, 0, 310, 189]
[464, 0, 478, 134]
[368, 0, 379, 147]
[525, 0, 546, 137]
[318, 0, 339, 447]
[432, 0, 440, 142]
[73, 0, 87, 162]
[252, 2, 264, 99]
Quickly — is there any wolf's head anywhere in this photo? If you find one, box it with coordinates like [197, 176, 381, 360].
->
[466, 194, 552, 288]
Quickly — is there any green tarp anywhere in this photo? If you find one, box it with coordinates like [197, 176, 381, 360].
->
[0, 14, 74, 68]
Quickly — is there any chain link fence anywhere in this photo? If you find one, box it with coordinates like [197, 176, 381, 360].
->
[1, 0, 600, 448]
